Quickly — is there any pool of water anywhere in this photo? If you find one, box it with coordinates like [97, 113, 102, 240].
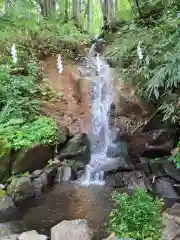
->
[2, 183, 117, 239]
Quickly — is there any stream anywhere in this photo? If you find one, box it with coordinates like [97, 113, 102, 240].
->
[1, 183, 115, 239]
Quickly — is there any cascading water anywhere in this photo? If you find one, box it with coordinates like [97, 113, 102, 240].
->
[79, 41, 114, 186]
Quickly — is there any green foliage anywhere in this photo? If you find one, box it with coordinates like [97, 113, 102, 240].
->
[169, 142, 180, 168]
[0, 189, 5, 198]
[106, 1, 180, 123]
[0, 59, 59, 153]
[108, 188, 164, 240]
[0, 116, 58, 150]
[0, 137, 11, 158]
[0, 4, 90, 62]
[0, 62, 41, 121]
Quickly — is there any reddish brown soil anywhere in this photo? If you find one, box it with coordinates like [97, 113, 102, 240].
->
[41, 56, 92, 134]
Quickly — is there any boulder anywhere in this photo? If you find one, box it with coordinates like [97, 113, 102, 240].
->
[149, 157, 180, 182]
[7, 177, 34, 204]
[106, 171, 151, 190]
[129, 129, 174, 158]
[0, 221, 25, 238]
[90, 156, 134, 173]
[163, 218, 180, 240]
[106, 141, 129, 158]
[57, 133, 91, 165]
[153, 178, 179, 200]
[163, 204, 180, 240]
[51, 219, 93, 240]
[11, 145, 54, 175]
[19, 230, 47, 240]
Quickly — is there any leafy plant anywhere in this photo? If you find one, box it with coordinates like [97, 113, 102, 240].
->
[106, 1, 180, 123]
[108, 188, 164, 240]
[169, 142, 180, 168]
[0, 116, 58, 150]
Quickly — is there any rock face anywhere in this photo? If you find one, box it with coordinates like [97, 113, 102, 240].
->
[153, 178, 179, 200]
[19, 230, 47, 240]
[51, 219, 93, 240]
[7, 177, 34, 204]
[0, 221, 25, 238]
[128, 129, 174, 158]
[11, 145, 54, 175]
[58, 133, 91, 166]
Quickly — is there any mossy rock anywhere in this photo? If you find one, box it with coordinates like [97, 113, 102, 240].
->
[0, 156, 11, 182]
[0, 189, 5, 198]
[6, 177, 34, 204]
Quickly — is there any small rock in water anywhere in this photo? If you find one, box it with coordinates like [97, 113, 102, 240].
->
[153, 178, 180, 199]
[19, 230, 47, 240]
[0, 221, 25, 238]
[51, 219, 93, 240]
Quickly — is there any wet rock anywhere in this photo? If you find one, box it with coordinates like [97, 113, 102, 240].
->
[19, 230, 47, 240]
[57, 166, 72, 182]
[163, 218, 180, 240]
[0, 195, 15, 213]
[51, 219, 93, 240]
[0, 221, 25, 238]
[149, 157, 180, 183]
[106, 141, 129, 158]
[58, 133, 90, 165]
[153, 178, 179, 200]
[138, 157, 150, 174]
[32, 172, 47, 197]
[0, 234, 20, 240]
[92, 156, 134, 173]
[11, 145, 54, 175]
[7, 177, 34, 204]
[30, 170, 44, 179]
[129, 129, 174, 158]
[111, 128, 131, 144]
[123, 171, 151, 190]
[44, 164, 59, 185]
[106, 171, 151, 190]
[105, 172, 125, 188]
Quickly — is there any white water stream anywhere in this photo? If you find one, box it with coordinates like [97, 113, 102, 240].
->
[79, 43, 114, 186]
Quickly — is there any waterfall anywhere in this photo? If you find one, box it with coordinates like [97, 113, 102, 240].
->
[79, 41, 114, 186]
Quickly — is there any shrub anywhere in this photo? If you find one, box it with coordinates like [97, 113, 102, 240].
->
[108, 188, 164, 240]
[0, 116, 58, 150]
[106, 1, 180, 124]
[169, 141, 180, 168]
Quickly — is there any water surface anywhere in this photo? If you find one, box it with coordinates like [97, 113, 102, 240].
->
[8, 183, 115, 239]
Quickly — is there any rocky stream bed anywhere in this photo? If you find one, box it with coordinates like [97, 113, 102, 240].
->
[0, 121, 180, 239]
